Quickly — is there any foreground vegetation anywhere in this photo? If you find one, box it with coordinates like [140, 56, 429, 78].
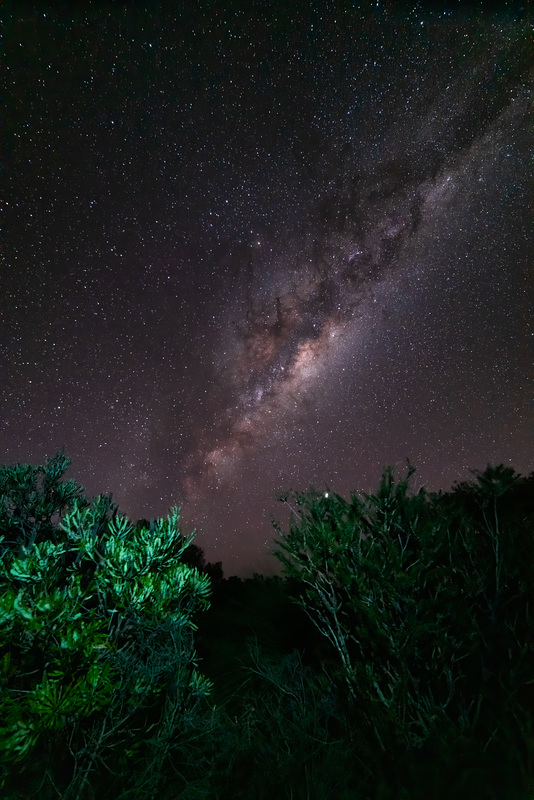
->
[0, 452, 533, 798]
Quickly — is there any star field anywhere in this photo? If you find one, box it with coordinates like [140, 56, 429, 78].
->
[3, 2, 533, 575]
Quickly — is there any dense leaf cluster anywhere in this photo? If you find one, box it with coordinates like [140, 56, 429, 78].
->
[0, 452, 212, 799]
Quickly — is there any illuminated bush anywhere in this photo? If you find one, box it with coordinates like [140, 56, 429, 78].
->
[0, 452, 212, 800]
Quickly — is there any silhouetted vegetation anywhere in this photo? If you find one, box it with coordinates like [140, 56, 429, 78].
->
[1, 452, 533, 798]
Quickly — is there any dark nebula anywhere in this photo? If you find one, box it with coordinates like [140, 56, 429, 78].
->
[3, 3, 533, 575]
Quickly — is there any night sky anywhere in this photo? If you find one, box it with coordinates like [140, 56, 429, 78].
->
[4, 2, 533, 576]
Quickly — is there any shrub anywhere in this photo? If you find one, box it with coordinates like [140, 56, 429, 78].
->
[272, 464, 534, 796]
[0, 452, 212, 800]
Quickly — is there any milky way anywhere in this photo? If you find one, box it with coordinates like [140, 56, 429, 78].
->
[4, 5, 533, 576]
[181, 58, 532, 510]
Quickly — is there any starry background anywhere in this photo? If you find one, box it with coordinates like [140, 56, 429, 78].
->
[3, 1, 533, 576]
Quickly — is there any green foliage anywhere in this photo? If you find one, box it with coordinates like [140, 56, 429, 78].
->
[0, 453, 212, 799]
[272, 463, 534, 791]
[1, 453, 532, 799]
[0, 449, 86, 551]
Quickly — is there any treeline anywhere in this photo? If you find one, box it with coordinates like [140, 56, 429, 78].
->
[0, 452, 533, 799]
